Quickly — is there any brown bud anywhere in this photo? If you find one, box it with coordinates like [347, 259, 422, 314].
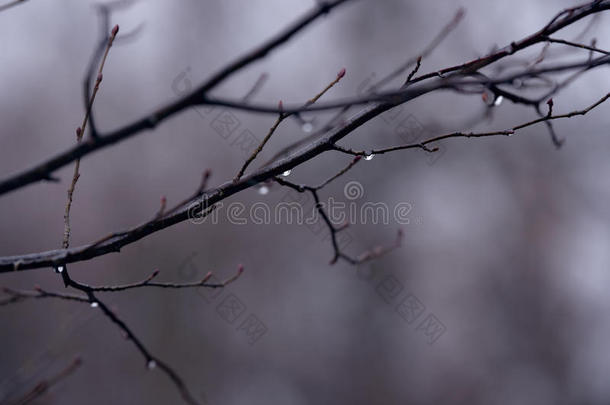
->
[337, 68, 346, 79]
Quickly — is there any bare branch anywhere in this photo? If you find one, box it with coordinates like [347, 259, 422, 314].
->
[5, 357, 82, 405]
[63, 24, 119, 250]
[3, 0, 608, 196]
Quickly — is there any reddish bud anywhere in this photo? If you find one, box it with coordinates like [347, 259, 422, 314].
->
[151, 269, 160, 278]
[354, 155, 362, 162]
[337, 68, 346, 79]
[34, 284, 42, 291]
[76, 127, 82, 137]
[97, 72, 103, 83]
[111, 24, 119, 36]
[278, 100, 284, 112]
[547, 98, 554, 107]
[481, 92, 489, 103]
[237, 264, 244, 275]
[202, 271, 213, 283]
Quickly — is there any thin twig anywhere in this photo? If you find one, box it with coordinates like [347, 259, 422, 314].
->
[545, 36, 610, 55]
[62, 25, 119, 250]
[7, 357, 82, 405]
[0, 286, 89, 306]
[89, 265, 243, 292]
[274, 173, 402, 265]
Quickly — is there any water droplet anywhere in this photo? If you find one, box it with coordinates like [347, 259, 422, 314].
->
[90, 301, 99, 308]
[364, 153, 375, 161]
[257, 185, 269, 195]
[147, 360, 157, 370]
[281, 170, 292, 177]
[301, 122, 313, 133]
[493, 96, 504, 106]
[55, 265, 64, 273]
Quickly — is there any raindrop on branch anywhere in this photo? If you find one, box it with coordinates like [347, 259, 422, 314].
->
[147, 360, 157, 370]
[281, 170, 292, 177]
[258, 185, 269, 195]
[90, 302, 99, 308]
[55, 266, 65, 273]
[301, 122, 313, 133]
[493, 96, 504, 106]
[364, 153, 375, 161]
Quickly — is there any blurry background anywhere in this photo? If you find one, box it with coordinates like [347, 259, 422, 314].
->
[1, 0, 610, 404]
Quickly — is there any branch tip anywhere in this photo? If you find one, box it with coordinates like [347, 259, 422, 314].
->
[202, 271, 213, 283]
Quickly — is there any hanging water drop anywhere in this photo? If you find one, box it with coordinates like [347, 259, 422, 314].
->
[258, 185, 269, 195]
[55, 265, 64, 274]
[364, 153, 375, 161]
[494, 95, 504, 106]
[147, 360, 157, 370]
[281, 170, 292, 177]
[301, 122, 313, 133]
[90, 301, 99, 308]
